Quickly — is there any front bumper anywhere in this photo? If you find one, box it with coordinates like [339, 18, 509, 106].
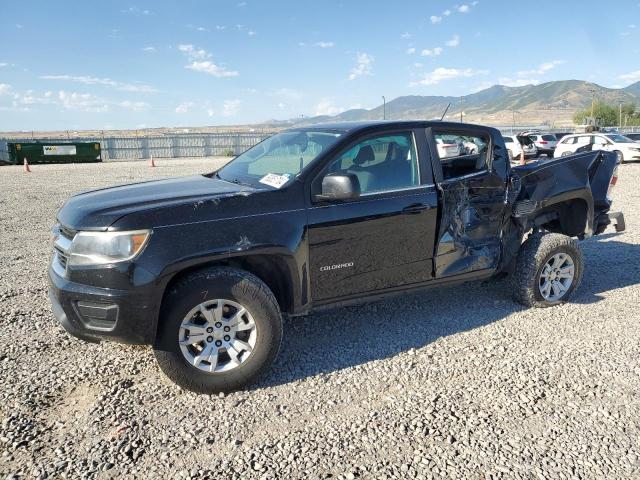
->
[48, 265, 159, 345]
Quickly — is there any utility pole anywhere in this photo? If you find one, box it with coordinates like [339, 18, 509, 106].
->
[619, 101, 623, 128]
[382, 96, 386, 120]
[589, 87, 596, 122]
[459, 97, 463, 122]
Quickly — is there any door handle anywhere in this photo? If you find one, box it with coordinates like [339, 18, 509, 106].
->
[402, 203, 429, 214]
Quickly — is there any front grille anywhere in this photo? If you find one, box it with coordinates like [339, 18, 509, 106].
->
[53, 224, 74, 273]
[54, 246, 69, 269]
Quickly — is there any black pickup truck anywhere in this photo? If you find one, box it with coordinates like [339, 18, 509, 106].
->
[48, 121, 625, 393]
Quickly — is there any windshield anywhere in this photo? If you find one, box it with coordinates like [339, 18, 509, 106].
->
[606, 134, 634, 144]
[217, 130, 344, 188]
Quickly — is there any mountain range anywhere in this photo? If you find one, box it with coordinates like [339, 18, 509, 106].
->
[281, 80, 640, 128]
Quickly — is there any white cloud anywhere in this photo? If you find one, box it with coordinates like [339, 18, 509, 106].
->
[248, 30, 256, 36]
[443, 9, 451, 16]
[175, 101, 194, 113]
[16, 24, 23, 29]
[142, 46, 156, 52]
[619, 70, 640, 83]
[401, 32, 412, 39]
[348, 52, 374, 80]
[498, 77, 540, 87]
[44, 90, 53, 97]
[123, 7, 151, 16]
[315, 99, 346, 116]
[207, 108, 215, 117]
[58, 90, 109, 112]
[430, 15, 442, 24]
[445, 35, 460, 47]
[216, 25, 226, 30]
[118, 100, 149, 111]
[186, 61, 239, 77]
[458, 4, 470, 13]
[411, 67, 489, 86]
[421, 47, 443, 57]
[178, 44, 210, 60]
[0, 84, 12, 95]
[314, 41, 334, 48]
[39, 75, 157, 93]
[179, 44, 239, 77]
[0, 63, 7, 68]
[406, 47, 416, 54]
[223, 99, 241, 116]
[517, 60, 564, 76]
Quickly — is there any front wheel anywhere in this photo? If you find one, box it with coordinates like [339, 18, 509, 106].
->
[510, 233, 583, 308]
[154, 267, 283, 393]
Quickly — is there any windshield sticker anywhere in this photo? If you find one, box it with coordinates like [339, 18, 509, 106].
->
[259, 173, 290, 189]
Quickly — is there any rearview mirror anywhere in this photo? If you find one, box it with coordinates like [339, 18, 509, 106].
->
[314, 173, 361, 202]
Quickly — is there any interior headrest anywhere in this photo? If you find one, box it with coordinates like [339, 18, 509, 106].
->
[353, 145, 375, 165]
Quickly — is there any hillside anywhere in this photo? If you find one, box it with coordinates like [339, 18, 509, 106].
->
[294, 80, 640, 128]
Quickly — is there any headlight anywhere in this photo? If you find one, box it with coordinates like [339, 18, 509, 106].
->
[68, 230, 151, 266]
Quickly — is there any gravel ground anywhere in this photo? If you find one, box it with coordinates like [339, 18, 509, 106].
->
[1, 158, 639, 480]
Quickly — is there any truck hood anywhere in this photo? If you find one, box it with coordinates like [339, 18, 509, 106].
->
[57, 174, 258, 230]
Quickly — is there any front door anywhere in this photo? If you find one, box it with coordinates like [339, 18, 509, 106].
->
[307, 130, 438, 302]
[426, 127, 508, 278]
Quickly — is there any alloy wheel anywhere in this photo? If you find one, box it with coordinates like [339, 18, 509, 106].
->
[178, 299, 257, 373]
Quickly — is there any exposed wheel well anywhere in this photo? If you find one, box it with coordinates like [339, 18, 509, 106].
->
[161, 256, 294, 316]
[531, 198, 589, 237]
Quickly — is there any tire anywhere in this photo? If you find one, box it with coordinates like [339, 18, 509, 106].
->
[510, 233, 583, 308]
[614, 150, 625, 164]
[154, 267, 283, 393]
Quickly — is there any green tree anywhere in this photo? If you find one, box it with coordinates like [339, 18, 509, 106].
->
[573, 101, 618, 126]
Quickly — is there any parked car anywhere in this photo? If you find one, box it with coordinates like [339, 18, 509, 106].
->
[554, 133, 640, 163]
[554, 132, 572, 141]
[435, 137, 461, 158]
[49, 121, 625, 393]
[528, 133, 558, 157]
[517, 135, 538, 158]
[502, 135, 523, 160]
[624, 133, 640, 142]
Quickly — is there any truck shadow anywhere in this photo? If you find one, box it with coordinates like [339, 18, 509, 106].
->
[261, 234, 639, 388]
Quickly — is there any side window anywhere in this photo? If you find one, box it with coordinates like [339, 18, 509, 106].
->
[324, 132, 419, 194]
[433, 131, 489, 180]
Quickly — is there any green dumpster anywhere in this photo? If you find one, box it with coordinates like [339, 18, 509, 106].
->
[7, 142, 102, 165]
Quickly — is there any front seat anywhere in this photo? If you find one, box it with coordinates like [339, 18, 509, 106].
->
[348, 145, 376, 192]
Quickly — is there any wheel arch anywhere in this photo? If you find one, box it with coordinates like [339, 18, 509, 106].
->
[158, 254, 298, 321]
[528, 194, 593, 238]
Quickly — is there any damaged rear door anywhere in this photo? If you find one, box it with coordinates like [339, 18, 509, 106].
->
[425, 126, 509, 278]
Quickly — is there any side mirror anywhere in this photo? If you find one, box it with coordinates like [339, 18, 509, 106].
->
[314, 173, 361, 202]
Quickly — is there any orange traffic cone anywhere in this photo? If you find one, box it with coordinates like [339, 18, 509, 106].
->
[519, 149, 525, 166]
[23, 157, 31, 173]
[149, 154, 156, 168]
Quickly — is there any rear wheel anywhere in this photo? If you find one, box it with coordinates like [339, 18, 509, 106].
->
[510, 233, 583, 308]
[154, 267, 283, 393]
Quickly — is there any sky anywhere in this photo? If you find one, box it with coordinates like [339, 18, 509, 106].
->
[1, 0, 639, 131]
